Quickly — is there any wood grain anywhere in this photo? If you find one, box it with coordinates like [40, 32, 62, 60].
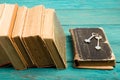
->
[56, 9, 120, 25]
[1, 0, 120, 9]
[0, 63, 120, 80]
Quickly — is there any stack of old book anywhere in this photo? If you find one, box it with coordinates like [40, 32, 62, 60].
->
[0, 4, 66, 70]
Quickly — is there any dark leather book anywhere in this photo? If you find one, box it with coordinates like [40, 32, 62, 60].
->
[70, 28, 115, 69]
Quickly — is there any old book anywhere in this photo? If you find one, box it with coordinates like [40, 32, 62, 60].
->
[22, 5, 54, 67]
[0, 4, 10, 67]
[70, 28, 115, 69]
[41, 9, 66, 69]
[11, 7, 34, 67]
[0, 4, 26, 70]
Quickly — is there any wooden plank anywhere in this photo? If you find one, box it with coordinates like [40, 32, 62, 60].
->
[56, 9, 120, 25]
[1, 0, 120, 9]
[0, 62, 119, 80]
[63, 25, 120, 62]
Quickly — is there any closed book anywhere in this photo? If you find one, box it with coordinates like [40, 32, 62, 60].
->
[12, 6, 34, 68]
[22, 5, 54, 67]
[42, 9, 67, 69]
[70, 28, 115, 69]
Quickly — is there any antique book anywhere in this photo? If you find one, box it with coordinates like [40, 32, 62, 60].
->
[22, 5, 54, 67]
[41, 9, 66, 69]
[70, 28, 115, 69]
[11, 6, 34, 67]
[0, 4, 26, 70]
[0, 4, 10, 67]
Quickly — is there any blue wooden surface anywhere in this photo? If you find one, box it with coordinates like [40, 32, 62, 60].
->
[0, 0, 120, 80]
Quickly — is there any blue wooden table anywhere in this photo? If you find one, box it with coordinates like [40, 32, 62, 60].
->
[0, 0, 120, 80]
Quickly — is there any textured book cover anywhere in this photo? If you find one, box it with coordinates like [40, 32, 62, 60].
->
[70, 28, 115, 69]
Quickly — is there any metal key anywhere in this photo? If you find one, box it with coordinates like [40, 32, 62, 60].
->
[84, 32, 97, 43]
[95, 35, 102, 50]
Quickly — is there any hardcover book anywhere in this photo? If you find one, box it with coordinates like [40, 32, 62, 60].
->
[12, 6, 34, 68]
[22, 5, 54, 67]
[42, 9, 66, 69]
[70, 28, 115, 69]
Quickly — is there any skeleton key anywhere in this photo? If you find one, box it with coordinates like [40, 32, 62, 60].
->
[84, 32, 98, 43]
[95, 35, 102, 50]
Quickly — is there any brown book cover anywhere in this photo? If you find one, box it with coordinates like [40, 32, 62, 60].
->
[70, 28, 115, 69]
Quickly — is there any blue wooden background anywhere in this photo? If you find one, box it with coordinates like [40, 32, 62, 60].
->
[0, 0, 120, 80]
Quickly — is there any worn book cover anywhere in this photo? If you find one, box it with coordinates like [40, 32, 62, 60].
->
[70, 28, 115, 69]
